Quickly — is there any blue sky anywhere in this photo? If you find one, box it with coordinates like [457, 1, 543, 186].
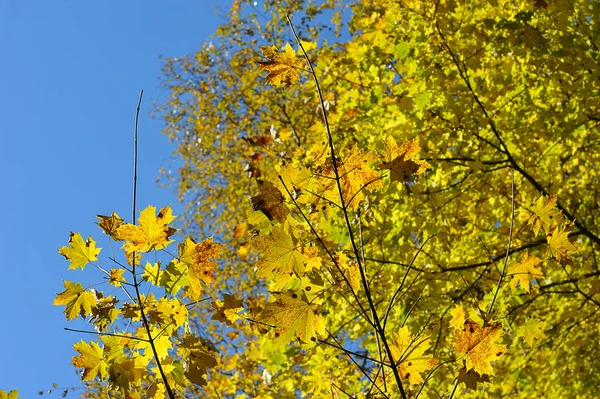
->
[0, 1, 228, 396]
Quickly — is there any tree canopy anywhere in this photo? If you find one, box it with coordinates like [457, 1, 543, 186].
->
[50, 0, 600, 398]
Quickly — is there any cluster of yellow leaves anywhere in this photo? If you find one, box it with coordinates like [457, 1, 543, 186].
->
[55, 205, 225, 395]
[527, 195, 579, 261]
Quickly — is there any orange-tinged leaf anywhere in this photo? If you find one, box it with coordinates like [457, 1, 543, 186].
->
[72, 340, 109, 381]
[109, 268, 126, 287]
[251, 226, 307, 289]
[378, 136, 430, 183]
[528, 195, 562, 236]
[319, 146, 383, 208]
[547, 225, 579, 261]
[517, 318, 547, 347]
[453, 319, 506, 375]
[259, 43, 303, 87]
[178, 237, 221, 299]
[116, 205, 176, 255]
[54, 281, 97, 321]
[256, 291, 325, 344]
[58, 232, 101, 270]
[96, 212, 124, 241]
[233, 222, 247, 238]
[507, 251, 543, 292]
[389, 326, 437, 385]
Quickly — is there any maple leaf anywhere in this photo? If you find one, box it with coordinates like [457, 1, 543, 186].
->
[258, 43, 303, 87]
[116, 205, 176, 255]
[319, 146, 383, 209]
[71, 340, 109, 381]
[58, 232, 101, 270]
[251, 180, 289, 222]
[96, 212, 124, 241]
[547, 225, 579, 261]
[517, 318, 547, 347]
[0, 391, 20, 399]
[251, 226, 307, 289]
[163, 260, 190, 296]
[108, 268, 126, 287]
[54, 281, 98, 320]
[212, 293, 244, 326]
[108, 356, 145, 392]
[136, 326, 173, 361]
[178, 237, 221, 300]
[453, 319, 507, 375]
[89, 294, 119, 332]
[449, 304, 467, 329]
[458, 367, 490, 390]
[528, 195, 562, 236]
[389, 326, 438, 385]
[177, 334, 218, 386]
[377, 136, 430, 183]
[507, 251, 543, 292]
[256, 291, 326, 344]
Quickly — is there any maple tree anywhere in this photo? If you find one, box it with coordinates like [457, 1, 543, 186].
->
[38, 0, 600, 398]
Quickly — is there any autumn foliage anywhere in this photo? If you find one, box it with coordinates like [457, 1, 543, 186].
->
[43, 0, 600, 398]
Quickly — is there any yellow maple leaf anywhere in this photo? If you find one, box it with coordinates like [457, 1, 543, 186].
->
[517, 318, 547, 347]
[212, 293, 244, 326]
[0, 390, 20, 399]
[135, 326, 173, 362]
[116, 205, 176, 255]
[453, 319, 506, 375]
[58, 232, 101, 270]
[449, 304, 467, 329]
[547, 225, 579, 261]
[507, 251, 543, 292]
[528, 195, 562, 236]
[257, 291, 326, 344]
[108, 268, 126, 287]
[258, 43, 304, 87]
[178, 237, 221, 300]
[377, 135, 430, 183]
[251, 226, 307, 289]
[96, 212, 124, 241]
[71, 340, 109, 381]
[389, 326, 438, 385]
[319, 146, 383, 209]
[54, 281, 98, 321]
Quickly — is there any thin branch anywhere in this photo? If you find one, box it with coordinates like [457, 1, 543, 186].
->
[64, 327, 147, 342]
[130, 90, 175, 399]
[488, 169, 515, 315]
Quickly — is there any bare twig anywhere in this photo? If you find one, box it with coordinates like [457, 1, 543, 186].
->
[129, 90, 175, 399]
